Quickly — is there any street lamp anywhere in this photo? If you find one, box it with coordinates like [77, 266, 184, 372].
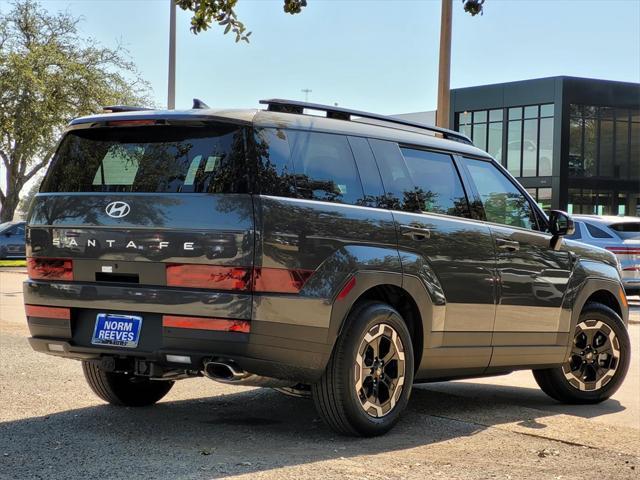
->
[168, 0, 176, 110]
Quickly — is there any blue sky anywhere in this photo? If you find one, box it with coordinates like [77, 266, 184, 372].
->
[17, 0, 640, 114]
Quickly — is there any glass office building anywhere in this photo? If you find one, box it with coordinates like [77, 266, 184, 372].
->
[450, 77, 639, 216]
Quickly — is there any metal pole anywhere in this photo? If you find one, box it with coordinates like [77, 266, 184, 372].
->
[301, 89, 312, 102]
[167, 0, 176, 110]
[436, 0, 452, 128]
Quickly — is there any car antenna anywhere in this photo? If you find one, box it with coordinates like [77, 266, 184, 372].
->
[192, 98, 210, 109]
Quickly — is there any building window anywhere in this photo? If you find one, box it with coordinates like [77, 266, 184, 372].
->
[526, 187, 552, 212]
[568, 105, 640, 180]
[456, 109, 503, 162]
[504, 104, 554, 178]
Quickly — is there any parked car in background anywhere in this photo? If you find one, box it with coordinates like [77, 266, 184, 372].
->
[568, 215, 640, 295]
[0, 221, 26, 259]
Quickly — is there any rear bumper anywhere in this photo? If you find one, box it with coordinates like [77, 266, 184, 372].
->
[23, 280, 332, 383]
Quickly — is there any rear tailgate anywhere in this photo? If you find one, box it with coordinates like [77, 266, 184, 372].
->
[24, 122, 256, 352]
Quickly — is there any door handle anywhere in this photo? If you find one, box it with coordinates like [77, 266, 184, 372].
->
[400, 224, 431, 242]
[496, 238, 520, 252]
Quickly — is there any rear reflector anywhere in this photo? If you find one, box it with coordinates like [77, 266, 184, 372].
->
[166, 265, 251, 291]
[337, 276, 357, 300]
[622, 266, 640, 271]
[166, 265, 313, 294]
[27, 258, 73, 281]
[162, 315, 250, 333]
[25, 304, 71, 320]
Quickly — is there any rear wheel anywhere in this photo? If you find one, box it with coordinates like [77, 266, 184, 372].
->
[533, 302, 630, 404]
[82, 361, 174, 407]
[312, 302, 414, 436]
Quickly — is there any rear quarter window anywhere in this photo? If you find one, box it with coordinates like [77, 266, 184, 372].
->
[584, 222, 614, 239]
[41, 125, 248, 193]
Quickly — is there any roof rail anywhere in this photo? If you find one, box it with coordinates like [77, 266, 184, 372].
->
[259, 98, 472, 144]
[102, 105, 154, 113]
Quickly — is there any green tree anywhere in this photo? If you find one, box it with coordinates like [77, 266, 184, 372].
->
[177, 0, 484, 41]
[16, 176, 41, 220]
[0, 0, 151, 222]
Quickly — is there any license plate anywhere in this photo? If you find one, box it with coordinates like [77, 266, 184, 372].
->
[91, 313, 142, 348]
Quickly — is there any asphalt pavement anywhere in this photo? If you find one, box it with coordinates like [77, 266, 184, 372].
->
[1, 270, 638, 479]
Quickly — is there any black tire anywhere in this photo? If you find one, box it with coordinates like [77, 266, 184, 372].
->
[82, 361, 174, 407]
[312, 301, 414, 436]
[533, 302, 630, 404]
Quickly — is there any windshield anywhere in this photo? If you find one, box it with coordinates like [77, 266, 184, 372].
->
[41, 124, 247, 194]
[610, 222, 640, 240]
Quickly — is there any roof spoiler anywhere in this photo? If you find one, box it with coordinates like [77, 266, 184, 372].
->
[102, 105, 154, 113]
[259, 98, 472, 144]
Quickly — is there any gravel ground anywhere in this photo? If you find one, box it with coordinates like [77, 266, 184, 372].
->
[1, 271, 638, 479]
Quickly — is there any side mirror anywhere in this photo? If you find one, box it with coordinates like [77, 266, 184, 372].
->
[548, 210, 574, 251]
[548, 210, 575, 236]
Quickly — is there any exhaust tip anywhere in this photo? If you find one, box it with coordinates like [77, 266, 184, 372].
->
[203, 360, 248, 382]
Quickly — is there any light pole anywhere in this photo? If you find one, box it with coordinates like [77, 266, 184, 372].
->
[168, 0, 176, 110]
[301, 89, 312, 102]
[435, 0, 452, 128]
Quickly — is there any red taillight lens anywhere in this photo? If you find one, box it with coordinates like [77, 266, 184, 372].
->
[606, 247, 640, 255]
[166, 265, 252, 290]
[162, 315, 250, 333]
[252, 267, 314, 294]
[165, 265, 313, 293]
[27, 258, 73, 281]
[25, 305, 71, 320]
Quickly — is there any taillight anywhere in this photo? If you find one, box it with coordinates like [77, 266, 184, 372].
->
[166, 265, 252, 290]
[27, 258, 73, 281]
[606, 247, 640, 255]
[25, 305, 71, 320]
[252, 268, 314, 294]
[162, 315, 250, 333]
[165, 265, 313, 294]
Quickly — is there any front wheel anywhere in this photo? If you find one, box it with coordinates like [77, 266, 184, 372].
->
[82, 361, 174, 407]
[533, 302, 630, 404]
[312, 302, 414, 436]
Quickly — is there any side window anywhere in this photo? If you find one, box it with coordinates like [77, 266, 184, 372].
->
[565, 222, 582, 240]
[15, 225, 25, 235]
[585, 222, 613, 239]
[400, 148, 470, 217]
[462, 157, 536, 230]
[368, 139, 417, 210]
[288, 131, 364, 205]
[253, 128, 296, 197]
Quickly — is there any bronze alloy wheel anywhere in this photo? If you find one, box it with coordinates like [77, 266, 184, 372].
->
[563, 319, 621, 392]
[354, 323, 406, 418]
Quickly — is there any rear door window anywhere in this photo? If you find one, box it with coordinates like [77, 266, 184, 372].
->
[41, 125, 247, 193]
[288, 131, 364, 205]
[462, 157, 536, 230]
[400, 148, 470, 217]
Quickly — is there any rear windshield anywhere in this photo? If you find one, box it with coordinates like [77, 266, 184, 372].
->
[610, 222, 640, 240]
[41, 125, 247, 193]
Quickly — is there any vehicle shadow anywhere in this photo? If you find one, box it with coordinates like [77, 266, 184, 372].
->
[0, 382, 627, 479]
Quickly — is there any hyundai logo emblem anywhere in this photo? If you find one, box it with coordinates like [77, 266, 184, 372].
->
[105, 201, 131, 219]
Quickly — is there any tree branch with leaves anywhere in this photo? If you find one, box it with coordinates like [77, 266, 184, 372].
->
[0, 0, 151, 221]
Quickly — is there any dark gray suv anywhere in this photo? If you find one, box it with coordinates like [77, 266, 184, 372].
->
[23, 99, 631, 436]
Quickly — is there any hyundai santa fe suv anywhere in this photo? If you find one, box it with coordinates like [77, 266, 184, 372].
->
[24, 99, 631, 436]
